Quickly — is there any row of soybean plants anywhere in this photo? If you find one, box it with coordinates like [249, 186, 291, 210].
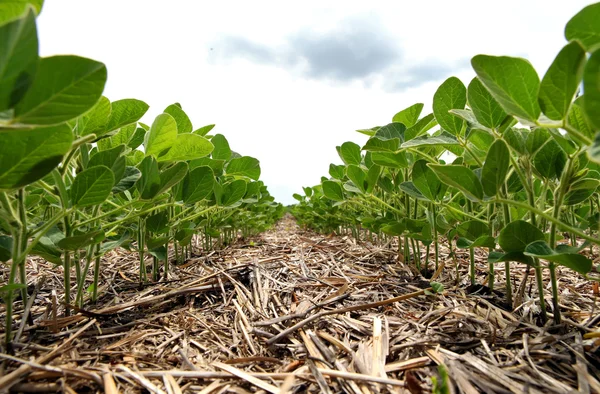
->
[0, 2, 283, 348]
[292, 2, 600, 325]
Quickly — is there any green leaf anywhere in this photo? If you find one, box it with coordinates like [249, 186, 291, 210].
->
[565, 2, 600, 52]
[0, 1, 43, 25]
[504, 128, 528, 155]
[433, 77, 467, 135]
[126, 149, 144, 166]
[0, 235, 13, 262]
[392, 103, 423, 127]
[157, 162, 188, 195]
[538, 42, 586, 121]
[488, 251, 534, 266]
[57, 230, 105, 251]
[222, 179, 247, 206]
[193, 124, 215, 136]
[471, 55, 541, 122]
[376, 122, 406, 141]
[498, 220, 544, 253]
[583, 49, 600, 130]
[457, 235, 495, 249]
[0, 124, 73, 190]
[76, 96, 111, 136]
[405, 113, 437, 141]
[103, 99, 149, 135]
[467, 77, 507, 130]
[428, 164, 483, 202]
[533, 138, 566, 180]
[412, 159, 446, 202]
[456, 220, 490, 240]
[398, 181, 427, 201]
[226, 156, 260, 180]
[71, 166, 114, 207]
[366, 165, 381, 193]
[329, 164, 345, 180]
[346, 164, 367, 193]
[430, 282, 444, 293]
[400, 133, 460, 149]
[137, 156, 161, 200]
[382, 221, 406, 236]
[370, 152, 408, 168]
[568, 100, 594, 143]
[524, 240, 592, 274]
[564, 178, 600, 205]
[158, 133, 213, 162]
[13, 55, 107, 125]
[31, 226, 63, 265]
[112, 166, 140, 194]
[0, 8, 37, 112]
[146, 211, 169, 234]
[145, 113, 177, 158]
[481, 139, 510, 196]
[449, 108, 491, 132]
[339, 141, 362, 165]
[322, 180, 345, 201]
[88, 144, 126, 183]
[362, 136, 400, 152]
[211, 134, 231, 160]
[164, 103, 192, 133]
[182, 166, 215, 204]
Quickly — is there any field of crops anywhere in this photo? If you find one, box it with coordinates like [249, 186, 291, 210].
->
[2, 1, 600, 393]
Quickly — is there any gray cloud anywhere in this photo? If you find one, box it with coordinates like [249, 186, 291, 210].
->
[212, 19, 469, 90]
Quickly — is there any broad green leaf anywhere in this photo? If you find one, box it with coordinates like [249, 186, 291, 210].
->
[392, 103, 423, 127]
[428, 164, 483, 202]
[366, 165, 381, 193]
[31, 226, 63, 264]
[399, 181, 428, 201]
[533, 138, 566, 179]
[0, 8, 37, 112]
[103, 99, 149, 135]
[526, 127, 551, 155]
[467, 77, 507, 130]
[589, 132, 600, 164]
[382, 222, 406, 236]
[412, 159, 446, 202]
[538, 42, 586, 121]
[0, 235, 13, 262]
[498, 220, 544, 253]
[88, 144, 126, 182]
[449, 109, 491, 132]
[346, 165, 367, 193]
[504, 128, 528, 154]
[71, 166, 114, 207]
[564, 178, 600, 205]
[376, 123, 406, 141]
[157, 162, 188, 195]
[371, 152, 408, 168]
[137, 156, 160, 200]
[158, 133, 213, 162]
[57, 230, 105, 251]
[222, 179, 247, 206]
[547, 127, 577, 155]
[164, 103, 192, 133]
[112, 166, 140, 193]
[488, 251, 534, 266]
[481, 139, 509, 196]
[456, 220, 490, 240]
[362, 136, 400, 152]
[433, 77, 466, 135]
[211, 134, 231, 160]
[405, 113, 437, 141]
[190, 157, 225, 173]
[471, 55, 541, 122]
[126, 149, 144, 166]
[13, 56, 107, 125]
[400, 132, 459, 149]
[0, 1, 43, 25]
[322, 180, 344, 201]
[457, 235, 495, 249]
[524, 240, 592, 274]
[145, 113, 177, 157]
[193, 124, 215, 136]
[0, 125, 72, 190]
[146, 211, 169, 234]
[565, 2, 600, 52]
[182, 166, 214, 204]
[567, 100, 594, 143]
[339, 141, 362, 165]
[329, 164, 345, 180]
[226, 156, 260, 180]
[77, 96, 111, 136]
[583, 49, 600, 130]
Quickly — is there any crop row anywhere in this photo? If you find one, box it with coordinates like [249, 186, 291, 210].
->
[0, 2, 283, 350]
[292, 3, 600, 326]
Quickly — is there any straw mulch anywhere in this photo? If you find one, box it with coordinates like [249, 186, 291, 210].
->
[1, 214, 600, 393]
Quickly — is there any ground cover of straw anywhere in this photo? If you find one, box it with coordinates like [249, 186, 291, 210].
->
[1, 215, 600, 393]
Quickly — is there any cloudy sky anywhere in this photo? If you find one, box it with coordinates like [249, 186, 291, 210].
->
[38, 0, 592, 205]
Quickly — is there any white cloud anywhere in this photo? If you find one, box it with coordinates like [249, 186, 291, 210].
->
[37, 0, 593, 205]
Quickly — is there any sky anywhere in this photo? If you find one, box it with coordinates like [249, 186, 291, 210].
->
[37, 0, 594, 205]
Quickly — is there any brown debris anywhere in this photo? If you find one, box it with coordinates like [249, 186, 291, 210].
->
[1, 214, 599, 393]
